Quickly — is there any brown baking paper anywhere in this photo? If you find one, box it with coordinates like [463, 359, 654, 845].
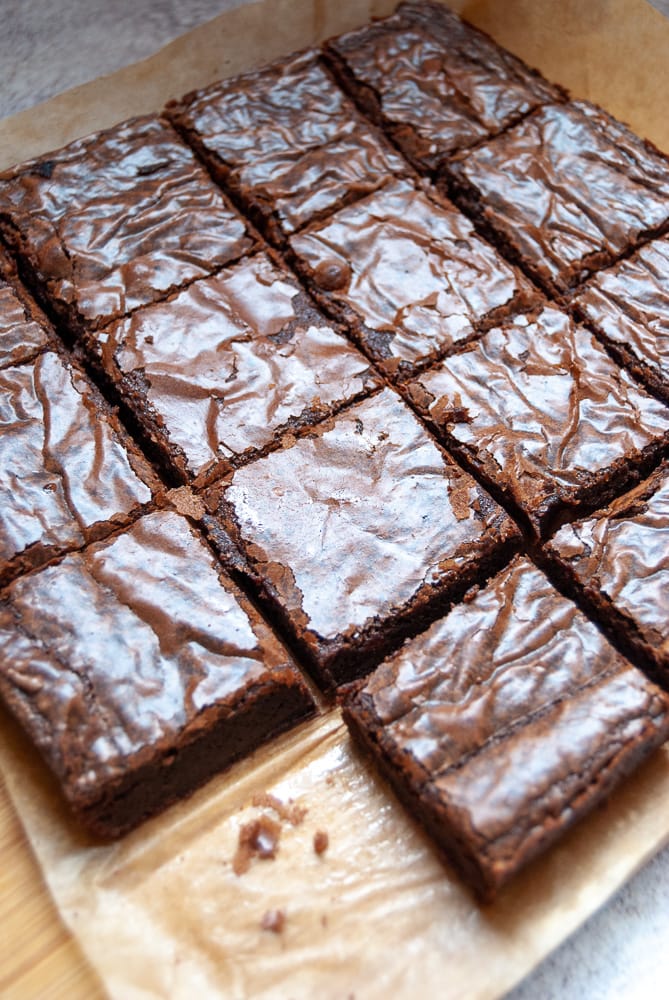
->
[2, 2, 669, 998]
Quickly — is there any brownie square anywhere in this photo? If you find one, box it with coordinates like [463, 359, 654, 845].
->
[289, 178, 535, 377]
[407, 306, 669, 537]
[0, 115, 255, 332]
[343, 554, 669, 899]
[573, 236, 669, 404]
[0, 349, 160, 585]
[0, 246, 51, 368]
[548, 463, 669, 687]
[166, 49, 407, 244]
[0, 510, 315, 837]
[448, 102, 669, 296]
[325, 0, 562, 172]
[93, 253, 381, 486]
[205, 388, 520, 689]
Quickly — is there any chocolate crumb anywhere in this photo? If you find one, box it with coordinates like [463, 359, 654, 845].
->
[261, 908, 286, 934]
[233, 815, 281, 875]
[313, 259, 351, 291]
[252, 792, 307, 826]
[313, 830, 329, 855]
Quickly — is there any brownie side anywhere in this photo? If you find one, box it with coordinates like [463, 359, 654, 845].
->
[91, 253, 381, 487]
[204, 388, 521, 690]
[289, 178, 537, 379]
[547, 463, 669, 687]
[447, 102, 669, 298]
[0, 349, 162, 585]
[572, 236, 669, 405]
[0, 115, 255, 334]
[166, 48, 409, 245]
[406, 306, 669, 538]
[343, 555, 669, 899]
[325, 0, 564, 173]
[0, 246, 53, 368]
[0, 510, 315, 838]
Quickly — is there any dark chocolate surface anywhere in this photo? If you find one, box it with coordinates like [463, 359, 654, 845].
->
[449, 102, 669, 295]
[290, 178, 534, 376]
[206, 387, 520, 688]
[0, 350, 157, 583]
[0, 510, 315, 836]
[167, 49, 406, 240]
[548, 464, 669, 683]
[408, 306, 669, 536]
[0, 115, 254, 329]
[344, 554, 669, 898]
[0, 247, 51, 368]
[574, 236, 669, 403]
[326, 0, 560, 171]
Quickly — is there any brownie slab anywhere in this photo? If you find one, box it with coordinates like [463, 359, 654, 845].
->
[205, 388, 520, 689]
[548, 463, 669, 687]
[166, 49, 407, 244]
[0, 349, 160, 585]
[448, 102, 669, 297]
[0, 246, 51, 368]
[573, 236, 669, 404]
[94, 253, 381, 486]
[0, 115, 255, 331]
[290, 178, 535, 377]
[325, 0, 562, 172]
[343, 555, 669, 899]
[407, 306, 669, 537]
[0, 510, 315, 837]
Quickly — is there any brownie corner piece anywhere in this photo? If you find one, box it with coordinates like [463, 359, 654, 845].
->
[0, 114, 255, 332]
[0, 509, 315, 837]
[447, 101, 669, 296]
[407, 305, 669, 538]
[343, 553, 669, 899]
[325, 0, 562, 172]
[0, 348, 161, 585]
[547, 461, 669, 687]
[205, 387, 520, 690]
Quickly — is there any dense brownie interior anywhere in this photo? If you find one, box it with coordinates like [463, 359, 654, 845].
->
[0, 0, 668, 897]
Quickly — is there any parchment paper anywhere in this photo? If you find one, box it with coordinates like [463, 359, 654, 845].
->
[2, 2, 669, 998]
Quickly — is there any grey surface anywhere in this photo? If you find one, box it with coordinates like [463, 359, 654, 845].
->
[1, 1, 669, 998]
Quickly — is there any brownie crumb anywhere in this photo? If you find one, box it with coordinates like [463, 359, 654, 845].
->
[251, 791, 307, 826]
[261, 908, 286, 934]
[313, 830, 329, 855]
[233, 815, 282, 875]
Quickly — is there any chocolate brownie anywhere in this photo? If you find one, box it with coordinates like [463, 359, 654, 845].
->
[407, 306, 669, 537]
[166, 48, 408, 244]
[343, 555, 669, 900]
[289, 178, 535, 377]
[547, 463, 669, 687]
[573, 236, 669, 404]
[0, 115, 255, 333]
[0, 349, 160, 585]
[325, 0, 563, 173]
[0, 510, 315, 837]
[0, 246, 52, 368]
[93, 253, 381, 486]
[205, 388, 520, 689]
[448, 102, 669, 297]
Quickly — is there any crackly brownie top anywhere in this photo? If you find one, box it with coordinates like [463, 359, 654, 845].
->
[451, 102, 669, 292]
[408, 307, 669, 531]
[97, 253, 380, 482]
[216, 387, 517, 644]
[0, 249, 51, 368]
[0, 350, 154, 572]
[550, 464, 669, 663]
[0, 115, 254, 326]
[328, 0, 560, 169]
[575, 235, 669, 385]
[291, 179, 532, 373]
[349, 554, 669, 884]
[169, 49, 406, 234]
[0, 510, 309, 805]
